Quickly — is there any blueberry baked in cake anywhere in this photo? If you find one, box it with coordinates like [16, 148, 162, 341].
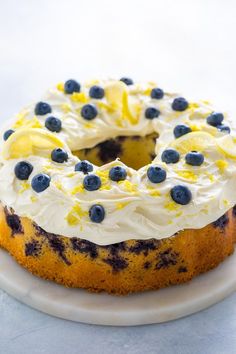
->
[0, 78, 235, 294]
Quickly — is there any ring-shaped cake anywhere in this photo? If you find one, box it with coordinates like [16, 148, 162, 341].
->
[0, 78, 235, 294]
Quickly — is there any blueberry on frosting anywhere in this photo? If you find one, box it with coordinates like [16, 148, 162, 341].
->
[64, 79, 81, 94]
[174, 125, 192, 138]
[81, 104, 98, 120]
[31, 173, 51, 193]
[145, 107, 160, 119]
[172, 97, 189, 111]
[35, 102, 52, 116]
[217, 125, 230, 133]
[83, 174, 101, 191]
[170, 185, 192, 205]
[3, 129, 14, 141]
[207, 112, 224, 127]
[14, 161, 33, 180]
[45, 116, 62, 133]
[109, 166, 127, 182]
[89, 204, 105, 223]
[151, 88, 164, 99]
[161, 149, 180, 164]
[185, 151, 204, 166]
[147, 166, 166, 183]
[89, 86, 105, 99]
[51, 148, 68, 163]
[120, 77, 133, 86]
[75, 160, 93, 174]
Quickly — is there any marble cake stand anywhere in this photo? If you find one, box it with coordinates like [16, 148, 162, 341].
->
[0, 248, 235, 326]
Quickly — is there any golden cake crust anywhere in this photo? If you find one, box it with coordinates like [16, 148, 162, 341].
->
[0, 203, 235, 295]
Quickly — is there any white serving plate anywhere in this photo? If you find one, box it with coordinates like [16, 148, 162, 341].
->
[0, 248, 235, 326]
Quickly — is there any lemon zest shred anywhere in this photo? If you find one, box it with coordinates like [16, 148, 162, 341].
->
[205, 172, 215, 182]
[175, 170, 198, 182]
[116, 202, 129, 210]
[19, 181, 30, 194]
[96, 170, 109, 179]
[188, 102, 200, 109]
[189, 123, 203, 131]
[70, 184, 84, 195]
[164, 201, 179, 211]
[97, 101, 115, 113]
[66, 172, 76, 178]
[147, 186, 161, 197]
[143, 87, 152, 96]
[71, 92, 88, 103]
[100, 184, 111, 191]
[215, 160, 228, 172]
[84, 122, 94, 129]
[54, 181, 64, 191]
[13, 116, 42, 129]
[66, 203, 86, 226]
[57, 82, 64, 91]
[118, 180, 138, 194]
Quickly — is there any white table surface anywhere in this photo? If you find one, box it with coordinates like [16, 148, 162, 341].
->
[0, 0, 236, 353]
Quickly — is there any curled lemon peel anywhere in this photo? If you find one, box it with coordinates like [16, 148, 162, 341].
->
[216, 135, 236, 160]
[2, 128, 64, 159]
[105, 81, 139, 125]
[171, 131, 215, 154]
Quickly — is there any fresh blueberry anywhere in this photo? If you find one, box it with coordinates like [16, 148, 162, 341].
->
[14, 161, 33, 180]
[81, 104, 98, 120]
[34, 102, 52, 115]
[64, 79, 81, 94]
[31, 173, 51, 193]
[45, 116, 62, 132]
[151, 88, 164, 99]
[217, 125, 231, 134]
[206, 112, 224, 127]
[83, 174, 101, 191]
[89, 85, 105, 99]
[147, 166, 166, 183]
[89, 204, 105, 223]
[3, 129, 14, 141]
[75, 160, 93, 174]
[172, 97, 189, 111]
[145, 107, 160, 119]
[51, 148, 68, 163]
[109, 166, 127, 182]
[173, 124, 192, 138]
[185, 151, 204, 166]
[161, 149, 180, 164]
[120, 77, 133, 86]
[170, 185, 192, 205]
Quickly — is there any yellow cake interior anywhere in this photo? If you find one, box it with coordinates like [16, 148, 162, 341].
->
[74, 133, 158, 170]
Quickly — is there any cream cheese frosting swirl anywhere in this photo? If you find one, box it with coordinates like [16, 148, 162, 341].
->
[0, 78, 236, 245]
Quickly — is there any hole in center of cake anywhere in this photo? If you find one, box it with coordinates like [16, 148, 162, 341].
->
[73, 132, 158, 170]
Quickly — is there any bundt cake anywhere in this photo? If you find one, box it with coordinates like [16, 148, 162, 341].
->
[0, 78, 235, 294]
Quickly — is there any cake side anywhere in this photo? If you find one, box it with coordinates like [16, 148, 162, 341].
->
[0, 203, 235, 295]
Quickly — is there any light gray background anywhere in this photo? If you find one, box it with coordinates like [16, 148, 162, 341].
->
[0, 0, 235, 353]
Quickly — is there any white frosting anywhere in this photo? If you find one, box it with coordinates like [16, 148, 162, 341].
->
[0, 79, 235, 245]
